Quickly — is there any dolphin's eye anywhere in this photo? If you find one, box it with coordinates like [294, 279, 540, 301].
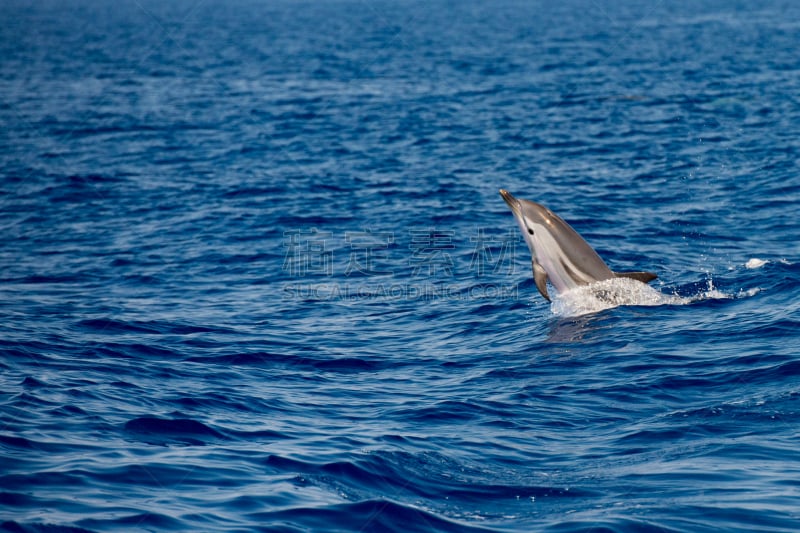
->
[527, 228, 534, 235]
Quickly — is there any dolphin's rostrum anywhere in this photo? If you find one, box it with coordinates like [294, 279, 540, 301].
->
[500, 189, 657, 301]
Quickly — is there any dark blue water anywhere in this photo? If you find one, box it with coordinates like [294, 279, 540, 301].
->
[2, 1, 800, 531]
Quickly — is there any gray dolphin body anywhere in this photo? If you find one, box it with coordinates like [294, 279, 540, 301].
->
[500, 189, 657, 301]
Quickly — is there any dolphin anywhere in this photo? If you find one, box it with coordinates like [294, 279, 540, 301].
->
[500, 189, 657, 301]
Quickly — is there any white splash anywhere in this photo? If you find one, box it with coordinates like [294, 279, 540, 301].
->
[545, 266, 769, 318]
[550, 277, 689, 317]
[695, 276, 731, 300]
[738, 287, 761, 298]
[745, 258, 768, 269]
[547, 275, 756, 317]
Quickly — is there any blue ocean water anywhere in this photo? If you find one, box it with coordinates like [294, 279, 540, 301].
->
[2, 0, 800, 531]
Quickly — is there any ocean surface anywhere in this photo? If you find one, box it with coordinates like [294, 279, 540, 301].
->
[2, 0, 800, 531]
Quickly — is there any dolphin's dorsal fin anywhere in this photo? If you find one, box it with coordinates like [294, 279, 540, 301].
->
[533, 260, 551, 301]
[614, 271, 658, 283]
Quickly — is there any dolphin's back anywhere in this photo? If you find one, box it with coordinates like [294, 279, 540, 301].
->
[540, 211, 615, 289]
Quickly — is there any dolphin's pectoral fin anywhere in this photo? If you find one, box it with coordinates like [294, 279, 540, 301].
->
[614, 271, 658, 283]
[532, 261, 551, 301]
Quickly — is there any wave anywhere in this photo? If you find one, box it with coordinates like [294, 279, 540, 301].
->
[250, 499, 497, 533]
[123, 416, 288, 446]
[1, 521, 97, 533]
